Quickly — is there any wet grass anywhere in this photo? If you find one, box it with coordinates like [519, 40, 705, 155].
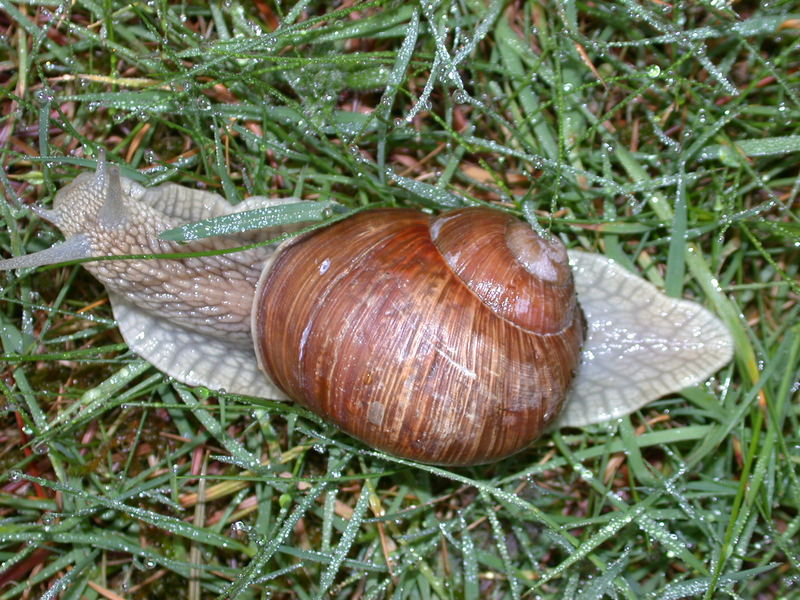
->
[0, 1, 798, 598]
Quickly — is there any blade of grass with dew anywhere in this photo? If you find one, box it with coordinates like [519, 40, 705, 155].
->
[494, 16, 558, 161]
[316, 482, 372, 596]
[42, 362, 158, 432]
[159, 200, 338, 241]
[664, 164, 688, 297]
[698, 135, 800, 165]
[480, 489, 523, 600]
[173, 386, 261, 471]
[14, 472, 252, 554]
[371, 7, 419, 172]
[551, 432, 709, 572]
[221, 480, 330, 598]
[388, 172, 465, 207]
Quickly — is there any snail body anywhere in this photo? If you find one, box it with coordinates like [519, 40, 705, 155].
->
[0, 159, 734, 466]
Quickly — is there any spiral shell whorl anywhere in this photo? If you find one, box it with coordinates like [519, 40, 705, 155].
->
[430, 208, 578, 334]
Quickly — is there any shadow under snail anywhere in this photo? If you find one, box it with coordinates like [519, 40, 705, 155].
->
[0, 158, 734, 466]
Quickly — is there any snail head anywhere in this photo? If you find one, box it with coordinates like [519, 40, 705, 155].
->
[0, 152, 136, 271]
[49, 151, 132, 234]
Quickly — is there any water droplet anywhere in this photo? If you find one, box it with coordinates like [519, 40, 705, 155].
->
[452, 90, 469, 104]
[34, 88, 55, 104]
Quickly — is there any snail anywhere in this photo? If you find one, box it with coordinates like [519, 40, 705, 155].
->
[0, 158, 734, 466]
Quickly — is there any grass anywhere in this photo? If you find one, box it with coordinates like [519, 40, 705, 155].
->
[0, 0, 798, 598]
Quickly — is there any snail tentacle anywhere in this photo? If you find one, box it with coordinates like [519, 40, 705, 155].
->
[0, 234, 92, 271]
[96, 164, 129, 229]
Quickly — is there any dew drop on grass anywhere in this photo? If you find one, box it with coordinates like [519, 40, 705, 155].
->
[231, 520, 246, 533]
[452, 90, 469, 104]
[34, 88, 55, 104]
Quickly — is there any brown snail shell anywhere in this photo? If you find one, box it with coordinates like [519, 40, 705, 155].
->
[255, 208, 584, 465]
